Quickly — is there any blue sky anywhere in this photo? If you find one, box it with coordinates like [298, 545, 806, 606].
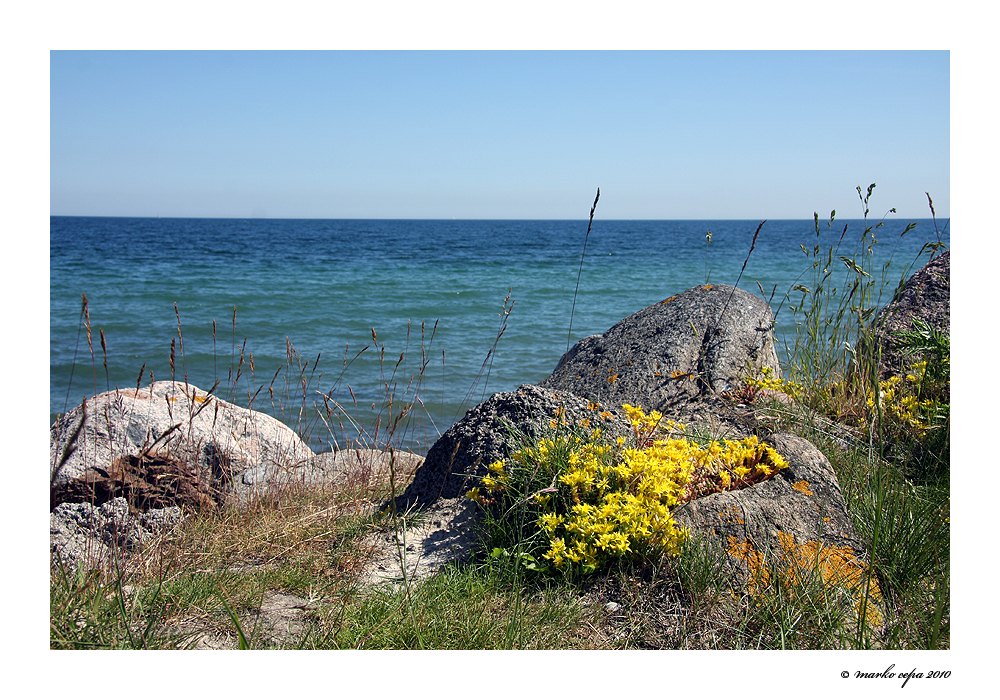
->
[50, 50, 950, 219]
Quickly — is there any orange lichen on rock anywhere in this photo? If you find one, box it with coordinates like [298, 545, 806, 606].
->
[777, 532, 884, 626]
[792, 480, 814, 496]
[726, 533, 883, 626]
[718, 506, 745, 525]
[726, 537, 771, 591]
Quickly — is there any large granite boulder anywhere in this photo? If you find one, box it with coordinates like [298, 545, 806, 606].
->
[50, 381, 316, 511]
[401, 387, 864, 594]
[537, 284, 781, 411]
[869, 250, 950, 378]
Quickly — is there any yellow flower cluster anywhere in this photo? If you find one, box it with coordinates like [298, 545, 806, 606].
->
[680, 434, 790, 503]
[468, 404, 790, 576]
[745, 366, 805, 400]
[540, 434, 693, 570]
[622, 403, 664, 432]
[864, 360, 948, 445]
[481, 458, 510, 490]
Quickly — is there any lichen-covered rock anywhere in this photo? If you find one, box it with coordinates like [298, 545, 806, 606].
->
[396, 384, 631, 508]
[870, 250, 949, 378]
[672, 433, 865, 586]
[537, 284, 781, 412]
[50, 381, 315, 510]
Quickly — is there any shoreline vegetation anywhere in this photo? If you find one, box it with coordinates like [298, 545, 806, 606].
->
[50, 186, 949, 650]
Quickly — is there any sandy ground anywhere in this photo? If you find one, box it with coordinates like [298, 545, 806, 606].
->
[357, 497, 480, 587]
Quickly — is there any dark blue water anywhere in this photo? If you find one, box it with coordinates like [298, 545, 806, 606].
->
[50, 216, 948, 453]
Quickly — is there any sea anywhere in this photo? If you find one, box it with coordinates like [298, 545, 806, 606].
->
[50, 216, 949, 455]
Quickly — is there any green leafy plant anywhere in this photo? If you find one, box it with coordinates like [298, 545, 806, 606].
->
[863, 320, 950, 483]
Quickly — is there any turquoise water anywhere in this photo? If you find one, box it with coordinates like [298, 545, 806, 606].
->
[50, 216, 948, 453]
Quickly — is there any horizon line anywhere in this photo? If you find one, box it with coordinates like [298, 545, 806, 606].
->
[50, 214, 948, 222]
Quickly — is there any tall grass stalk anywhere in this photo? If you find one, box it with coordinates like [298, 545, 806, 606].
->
[563, 188, 600, 385]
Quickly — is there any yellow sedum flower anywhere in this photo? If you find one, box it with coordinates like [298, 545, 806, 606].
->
[466, 487, 484, 504]
[470, 403, 789, 576]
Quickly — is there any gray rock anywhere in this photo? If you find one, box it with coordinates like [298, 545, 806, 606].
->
[50, 497, 183, 574]
[50, 381, 316, 510]
[537, 284, 781, 411]
[869, 250, 950, 378]
[49, 381, 422, 574]
[672, 433, 864, 586]
[396, 384, 631, 508]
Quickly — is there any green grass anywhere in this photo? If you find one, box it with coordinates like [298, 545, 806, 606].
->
[50, 462, 597, 649]
[50, 185, 948, 649]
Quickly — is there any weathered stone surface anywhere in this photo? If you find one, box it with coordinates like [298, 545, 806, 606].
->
[396, 384, 631, 508]
[870, 250, 950, 378]
[537, 284, 781, 411]
[672, 433, 864, 584]
[658, 392, 758, 442]
[50, 381, 316, 510]
[50, 497, 184, 574]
